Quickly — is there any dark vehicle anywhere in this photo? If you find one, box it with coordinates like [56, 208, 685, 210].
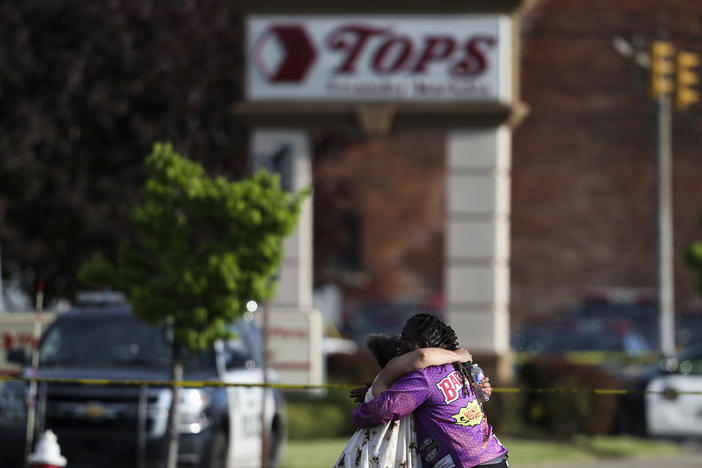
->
[511, 322, 652, 371]
[511, 326, 649, 355]
[572, 296, 702, 346]
[0, 296, 284, 468]
[572, 300, 659, 351]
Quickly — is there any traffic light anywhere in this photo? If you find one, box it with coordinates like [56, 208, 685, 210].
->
[676, 51, 700, 111]
[651, 41, 675, 98]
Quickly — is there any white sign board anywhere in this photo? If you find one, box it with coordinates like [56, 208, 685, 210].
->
[246, 15, 512, 103]
[260, 308, 323, 386]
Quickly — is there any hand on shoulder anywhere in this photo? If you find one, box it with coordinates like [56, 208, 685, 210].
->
[454, 347, 472, 363]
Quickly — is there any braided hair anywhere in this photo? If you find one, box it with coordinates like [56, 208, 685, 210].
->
[400, 313, 490, 444]
[400, 313, 472, 391]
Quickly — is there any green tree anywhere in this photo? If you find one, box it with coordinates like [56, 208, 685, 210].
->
[686, 216, 702, 296]
[79, 142, 307, 468]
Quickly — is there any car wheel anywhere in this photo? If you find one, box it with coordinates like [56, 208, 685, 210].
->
[202, 429, 227, 468]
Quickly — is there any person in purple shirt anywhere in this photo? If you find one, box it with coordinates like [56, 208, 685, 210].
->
[352, 314, 509, 468]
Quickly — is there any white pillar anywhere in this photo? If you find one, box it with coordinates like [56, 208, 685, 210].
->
[250, 129, 313, 309]
[250, 129, 322, 386]
[445, 127, 511, 358]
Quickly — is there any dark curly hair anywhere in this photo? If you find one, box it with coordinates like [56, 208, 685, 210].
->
[365, 333, 402, 368]
[400, 313, 472, 394]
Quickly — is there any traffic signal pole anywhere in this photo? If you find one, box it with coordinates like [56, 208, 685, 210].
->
[655, 90, 676, 358]
[650, 40, 677, 358]
[649, 40, 699, 358]
[615, 38, 699, 359]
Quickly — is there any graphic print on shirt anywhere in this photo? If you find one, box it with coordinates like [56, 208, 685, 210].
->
[419, 437, 440, 464]
[436, 370, 465, 404]
[450, 399, 484, 427]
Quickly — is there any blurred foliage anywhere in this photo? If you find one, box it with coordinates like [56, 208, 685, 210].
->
[325, 351, 380, 385]
[518, 356, 619, 440]
[685, 216, 702, 296]
[0, 0, 249, 303]
[79, 142, 307, 351]
[480, 388, 525, 438]
[286, 388, 358, 440]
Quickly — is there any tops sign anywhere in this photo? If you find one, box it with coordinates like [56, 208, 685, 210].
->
[246, 16, 512, 103]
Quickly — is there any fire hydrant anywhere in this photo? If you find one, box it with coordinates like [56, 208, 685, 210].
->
[28, 430, 67, 468]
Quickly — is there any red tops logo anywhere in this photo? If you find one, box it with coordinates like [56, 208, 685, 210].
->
[252, 22, 496, 83]
[326, 25, 496, 77]
[252, 24, 318, 82]
[436, 370, 465, 404]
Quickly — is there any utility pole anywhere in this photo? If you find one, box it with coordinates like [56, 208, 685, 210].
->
[24, 283, 44, 468]
[649, 40, 699, 358]
[651, 40, 676, 358]
[260, 298, 270, 468]
[0, 242, 5, 312]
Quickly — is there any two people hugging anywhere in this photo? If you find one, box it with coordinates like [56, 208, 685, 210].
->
[335, 313, 509, 468]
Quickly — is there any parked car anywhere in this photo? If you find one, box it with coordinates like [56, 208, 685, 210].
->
[613, 343, 702, 438]
[572, 295, 702, 352]
[511, 326, 649, 355]
[572, 299, 659, 351]
[0, 295, 284, 468]
[511, 321, 653, 370]
[644, 344, 702, 438]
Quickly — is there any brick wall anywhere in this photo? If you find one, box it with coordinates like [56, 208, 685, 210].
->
[512, 0, 702, 325]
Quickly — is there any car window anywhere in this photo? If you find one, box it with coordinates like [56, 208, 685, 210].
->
[38, 314, 215, 371]
[237, 320, 264, 365]
[222, 336, 254, 369]
[39, 316, 171, 368]
[222, 321, 263, 370]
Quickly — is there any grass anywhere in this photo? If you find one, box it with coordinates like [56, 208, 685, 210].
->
[503, 435, 680, 466]
[279, 434, 682, 468]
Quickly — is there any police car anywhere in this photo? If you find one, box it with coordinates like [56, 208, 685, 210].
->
[645, 344, 702, 438]
[0, 294, 284, 468]
[613, 343, 702, 438]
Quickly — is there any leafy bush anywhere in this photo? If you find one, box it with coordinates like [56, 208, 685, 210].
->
[285, 387, 359, 440]
[481, 388, 525, 437]
[284, 351, 381, 440]
[326, 350, 380, 385]
[518, 356, 619, 439]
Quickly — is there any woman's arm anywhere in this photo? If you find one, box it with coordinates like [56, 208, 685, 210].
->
[371, 347, 472, 397]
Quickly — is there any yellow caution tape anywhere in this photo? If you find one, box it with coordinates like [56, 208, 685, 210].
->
[0, 375, 351, 390]
[1, 375, 701, 395]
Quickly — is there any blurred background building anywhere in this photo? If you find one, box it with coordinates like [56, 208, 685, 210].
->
[2, 0, 702, 361]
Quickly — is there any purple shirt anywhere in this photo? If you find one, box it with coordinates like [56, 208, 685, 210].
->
[352, 365, 508, 468]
